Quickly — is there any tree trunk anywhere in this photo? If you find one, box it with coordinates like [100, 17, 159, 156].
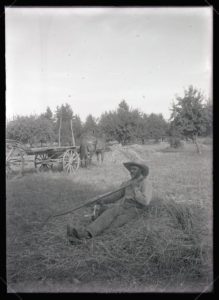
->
[194, 134, 201, 154]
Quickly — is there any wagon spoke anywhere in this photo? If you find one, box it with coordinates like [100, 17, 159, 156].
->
[6, 143, 25, 178]
[63, 164, 68, 170]
[68, 164, 72, 173]
[34, 153, 52, 172]
[70, 165, 75, 173]
[63, 149, 80, 174]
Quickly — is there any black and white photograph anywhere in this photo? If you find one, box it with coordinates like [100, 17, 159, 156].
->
[5, 6, 213, 293]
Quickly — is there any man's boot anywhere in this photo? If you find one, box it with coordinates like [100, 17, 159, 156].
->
[72, 227, 92, 239]
[67, 224, 83, 244]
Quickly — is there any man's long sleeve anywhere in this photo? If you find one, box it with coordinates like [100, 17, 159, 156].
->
[134, 179, 153, 206]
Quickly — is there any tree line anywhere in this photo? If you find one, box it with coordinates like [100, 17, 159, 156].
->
[6, 86, 212, 150]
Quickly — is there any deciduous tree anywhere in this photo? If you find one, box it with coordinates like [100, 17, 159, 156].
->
[170, 85, 208, 153]
[6, 115, 55, 146]
[147, 113, 168, 142]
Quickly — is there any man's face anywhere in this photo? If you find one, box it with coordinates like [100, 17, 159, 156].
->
[129, 166, 141, 179]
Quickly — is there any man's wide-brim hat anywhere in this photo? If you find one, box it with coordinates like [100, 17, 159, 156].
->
[123, 162, 149, 177]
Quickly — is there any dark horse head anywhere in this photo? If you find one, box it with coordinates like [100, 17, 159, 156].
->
[79, 134, 106, 167]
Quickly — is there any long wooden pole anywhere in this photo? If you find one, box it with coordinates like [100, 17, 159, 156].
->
[58, 115, 62, 147]
[41, 184, 129, 228]
[40, 176, 145, 228]
[70, 118, 75, 147]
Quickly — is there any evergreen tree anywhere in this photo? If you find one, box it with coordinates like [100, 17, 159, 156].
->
[55, 103, 75, 146]
[83, 114, 99, 136]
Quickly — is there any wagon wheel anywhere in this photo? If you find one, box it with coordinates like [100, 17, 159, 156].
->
[34, 153, 53, 172]
[6, 146, 25, 177]
[63, 149, 80, 173]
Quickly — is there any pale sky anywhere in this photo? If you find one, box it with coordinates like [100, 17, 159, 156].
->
[5, 7, 212, 122]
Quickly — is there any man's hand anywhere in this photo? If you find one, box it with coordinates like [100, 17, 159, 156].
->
[121, 178, 138, 188]
[124, 185, 135, 198]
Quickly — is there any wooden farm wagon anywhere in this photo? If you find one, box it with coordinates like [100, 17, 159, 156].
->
[6, 139, 81, 176]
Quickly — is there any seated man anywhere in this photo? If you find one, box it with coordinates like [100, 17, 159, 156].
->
[67, 162, 153, 242]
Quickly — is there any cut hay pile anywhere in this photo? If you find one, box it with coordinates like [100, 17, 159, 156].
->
[61, 198, 212, 289]
[104, 148, 129, 164]
[104, 144, 155, 164]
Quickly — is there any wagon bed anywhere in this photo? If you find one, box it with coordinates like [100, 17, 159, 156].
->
[26, 145, 79, 155]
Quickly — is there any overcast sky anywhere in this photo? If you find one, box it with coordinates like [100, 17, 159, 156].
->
[5, 7, 212, 122]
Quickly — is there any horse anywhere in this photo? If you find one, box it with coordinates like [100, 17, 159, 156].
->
[79, 135, 96, 167]
[79, 134, 106, 167]
[95, 138, 105, 163]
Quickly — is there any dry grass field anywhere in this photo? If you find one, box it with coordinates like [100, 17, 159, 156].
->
[6, 141, 213, 293]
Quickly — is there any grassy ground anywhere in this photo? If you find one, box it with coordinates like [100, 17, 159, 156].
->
[6, 142, 213, 292]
